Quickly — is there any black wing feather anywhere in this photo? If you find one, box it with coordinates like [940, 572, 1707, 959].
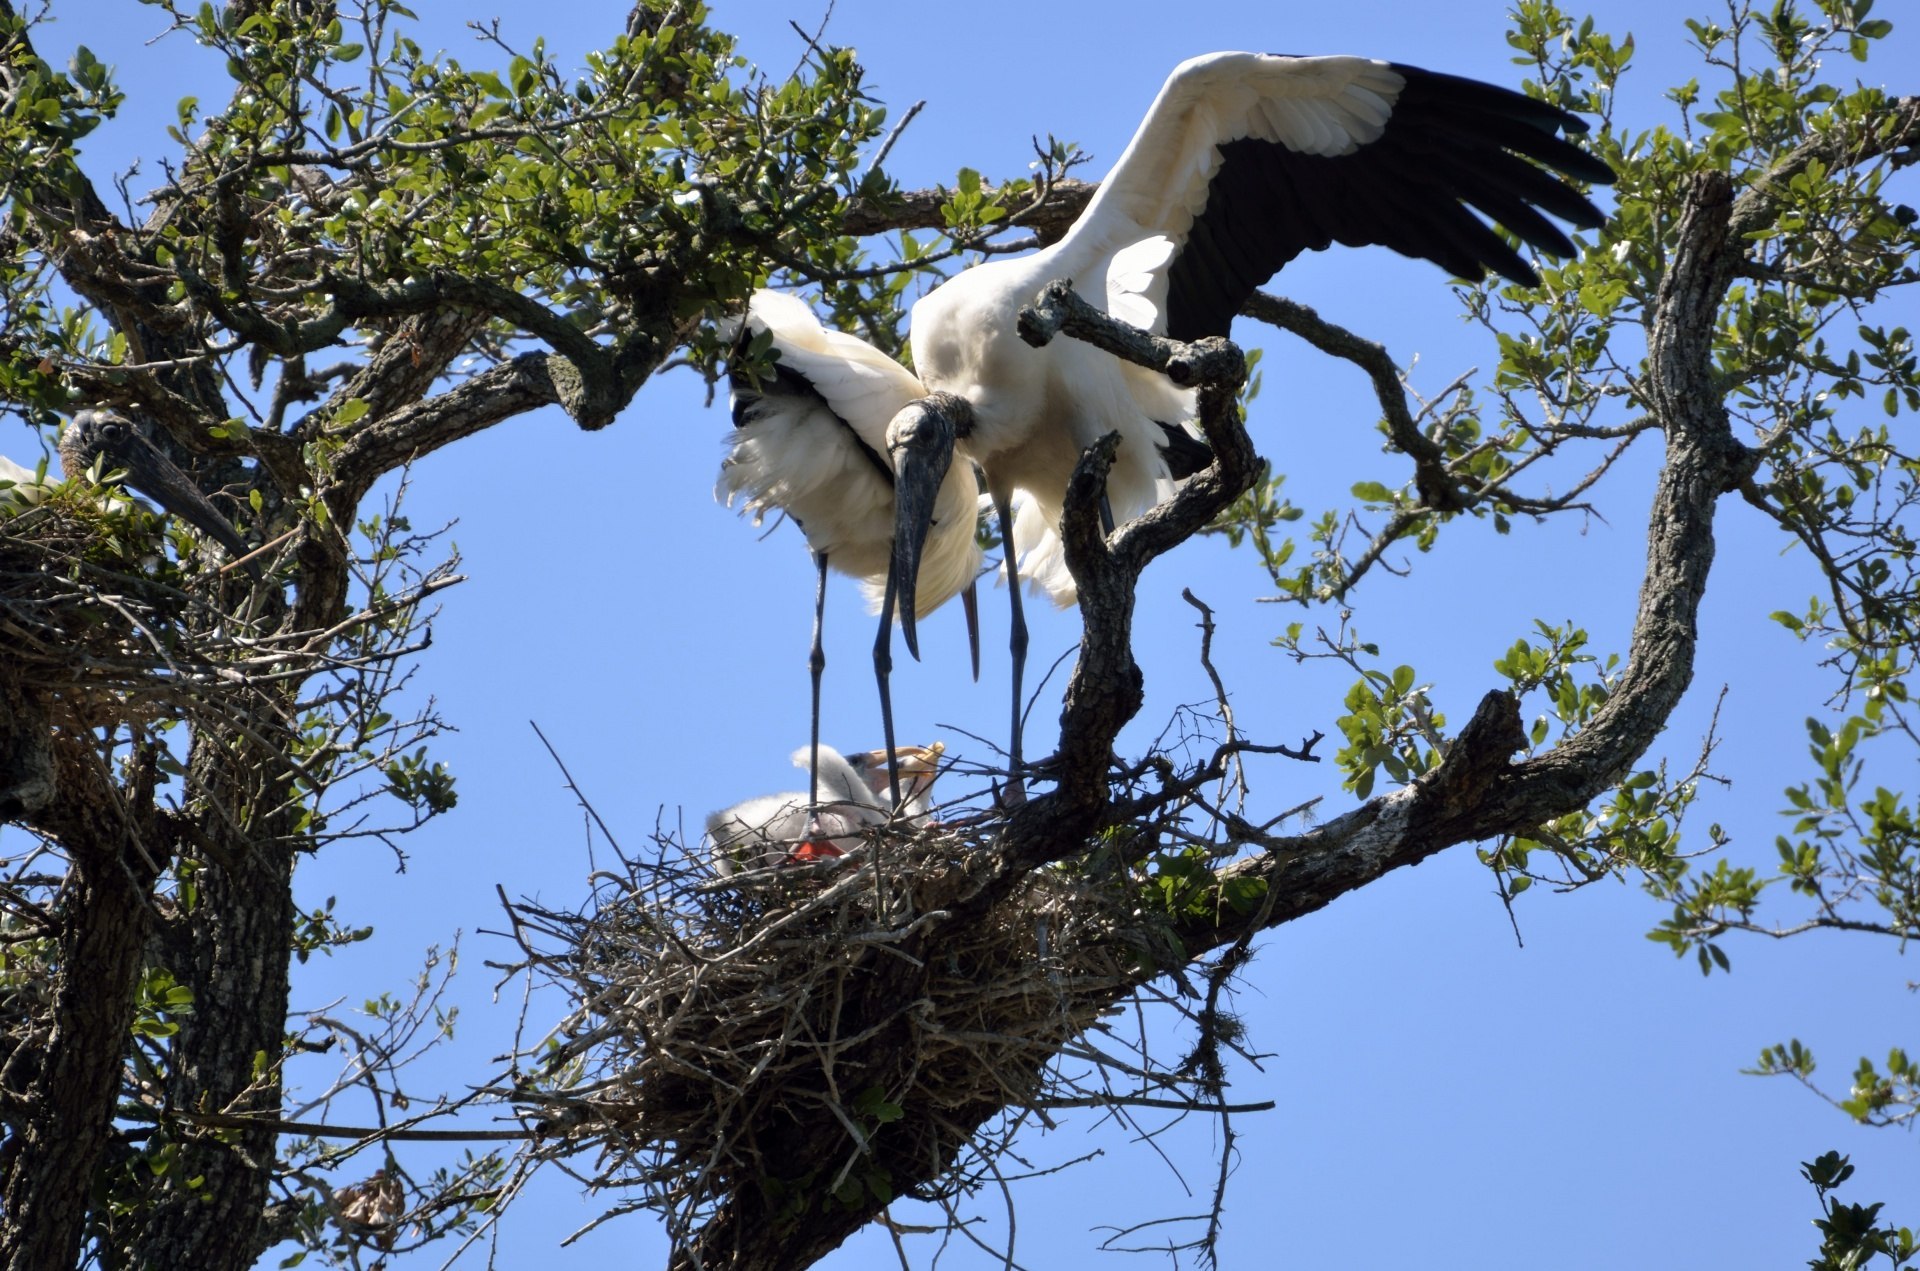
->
[1155, 421, 1214, 479]
[1164, 61, 1613, 342]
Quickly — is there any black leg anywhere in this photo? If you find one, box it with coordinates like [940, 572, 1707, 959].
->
[805, 550, 829, 835]
[872, 562, 905, 811]
[993, 486, 1028, 804]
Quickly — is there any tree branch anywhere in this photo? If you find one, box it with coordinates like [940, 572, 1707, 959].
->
[1170, 170, 1753, 959]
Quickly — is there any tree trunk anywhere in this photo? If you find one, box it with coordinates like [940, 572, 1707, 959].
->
[124, 738, 298, 1271]
[0, 743, 165, 1270]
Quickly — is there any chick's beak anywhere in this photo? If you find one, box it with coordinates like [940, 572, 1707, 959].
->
[854, 741, 946, 803]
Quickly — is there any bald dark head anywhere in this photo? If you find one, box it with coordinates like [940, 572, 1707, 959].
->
[60, 410, 257, 577]
[886, 393, 971, 661]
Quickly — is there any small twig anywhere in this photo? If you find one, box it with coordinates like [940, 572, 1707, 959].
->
[147, 1108, 530, 1144]
[529, 719, 622, 868]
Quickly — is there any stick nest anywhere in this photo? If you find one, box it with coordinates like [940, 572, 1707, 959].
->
[504, 817, 1165, 1226]
[0, 503, 240, 701]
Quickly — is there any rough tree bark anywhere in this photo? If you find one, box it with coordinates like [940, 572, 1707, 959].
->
[125, 744, 300, 1271]
[0, 743, 164, 1271]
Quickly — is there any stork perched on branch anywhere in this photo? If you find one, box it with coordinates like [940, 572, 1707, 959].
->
[731, 53, 1613, 801]
[706, 741, 945, 876]
[721, 293, 982, 816]
[2, 409, 258, 577]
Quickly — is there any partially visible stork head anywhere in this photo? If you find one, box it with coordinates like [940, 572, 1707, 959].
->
[847, 741, 947, 816]
[59, 409, 256, 575]
[886, 393, 973, 660]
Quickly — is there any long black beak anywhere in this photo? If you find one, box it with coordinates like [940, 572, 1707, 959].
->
[962, 580, 980, 682]
[886, 394, 963, 661]
[64, 410, 259, 578]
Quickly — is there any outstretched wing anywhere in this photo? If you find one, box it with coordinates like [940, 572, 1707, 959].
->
[727, 290, 925, 451]
[1060, 53, 1614, 340]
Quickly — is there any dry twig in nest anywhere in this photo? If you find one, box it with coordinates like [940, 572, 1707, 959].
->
[496, 811, 1258, 1246]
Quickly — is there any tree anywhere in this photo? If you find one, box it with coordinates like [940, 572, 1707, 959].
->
[0, 1, 1914, 1268]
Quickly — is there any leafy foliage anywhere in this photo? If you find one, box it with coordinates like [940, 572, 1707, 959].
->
[1802, 1150, 1916, 1269]
[1, 0, 1917, 1266]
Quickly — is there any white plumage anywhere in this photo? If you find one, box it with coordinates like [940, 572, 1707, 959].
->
[720, 53, 1611, 798]
[0, 454, 54, 513]
[721, 293, 984, 813]
[907, 54, 1610, 602]
[706, 742, 945, 877]
[720, 290, 983, 621]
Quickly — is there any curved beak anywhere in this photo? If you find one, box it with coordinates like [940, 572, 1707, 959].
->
[886, 396, 960, 661]
[67, 411, 258, 578]
[853, 740, 946, 806]
[114, 435, 256, 572]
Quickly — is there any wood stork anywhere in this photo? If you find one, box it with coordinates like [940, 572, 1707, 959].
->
[2, 409, 256, 575]
[883, 53, 1614, 794]
[721, 291, 983, 813]
[706, 741, 945, 876]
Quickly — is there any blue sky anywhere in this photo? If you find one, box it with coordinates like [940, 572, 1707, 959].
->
[14, 1, 1920, 1266]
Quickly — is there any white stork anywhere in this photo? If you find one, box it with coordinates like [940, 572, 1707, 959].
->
[0, 453, 50, 509]
[905, 54, 1611, 791]
[706, 741, 945, 876]
[2, 409, 257, 575]
[721, 292, 983, 812]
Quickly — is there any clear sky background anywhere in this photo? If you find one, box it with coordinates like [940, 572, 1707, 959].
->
[12, 1, 1920, 1267]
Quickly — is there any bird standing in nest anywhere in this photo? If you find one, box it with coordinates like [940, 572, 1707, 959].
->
[737, 53, 1614, 804]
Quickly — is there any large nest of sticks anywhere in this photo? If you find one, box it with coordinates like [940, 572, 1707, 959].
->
[0, 499, 234, 695]
[0, 501, 262, 816]
[505, 816, 1172, 1230]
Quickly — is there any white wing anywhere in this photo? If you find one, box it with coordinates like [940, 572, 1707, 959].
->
[733, 290, 925, 448]
[721, 291, 984, 618]
[1068, 54, 1404, 267]
[1056, 53, 1612, 340]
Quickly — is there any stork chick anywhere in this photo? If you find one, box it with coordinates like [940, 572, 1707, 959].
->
[707, 742, 945, 877]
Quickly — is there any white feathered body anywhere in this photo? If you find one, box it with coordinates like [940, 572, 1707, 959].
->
[910, 54, 1419, 606]
[721, 291, 983, 620]
[912, 252, 1191, 609]
[0, 455, 51, 512]
[0, 452, 135, 515]
[706, 742, 944, 876]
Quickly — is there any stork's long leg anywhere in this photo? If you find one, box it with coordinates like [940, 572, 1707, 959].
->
[992, 485, 1029, 804]
[872, 564, 905, 813]
[804, 549, 829, 836]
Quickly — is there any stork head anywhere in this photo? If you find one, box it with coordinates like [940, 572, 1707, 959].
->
[887, 392, 972, 660]
[60, 409, 257, 576]
[849, 741, 946, 815]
